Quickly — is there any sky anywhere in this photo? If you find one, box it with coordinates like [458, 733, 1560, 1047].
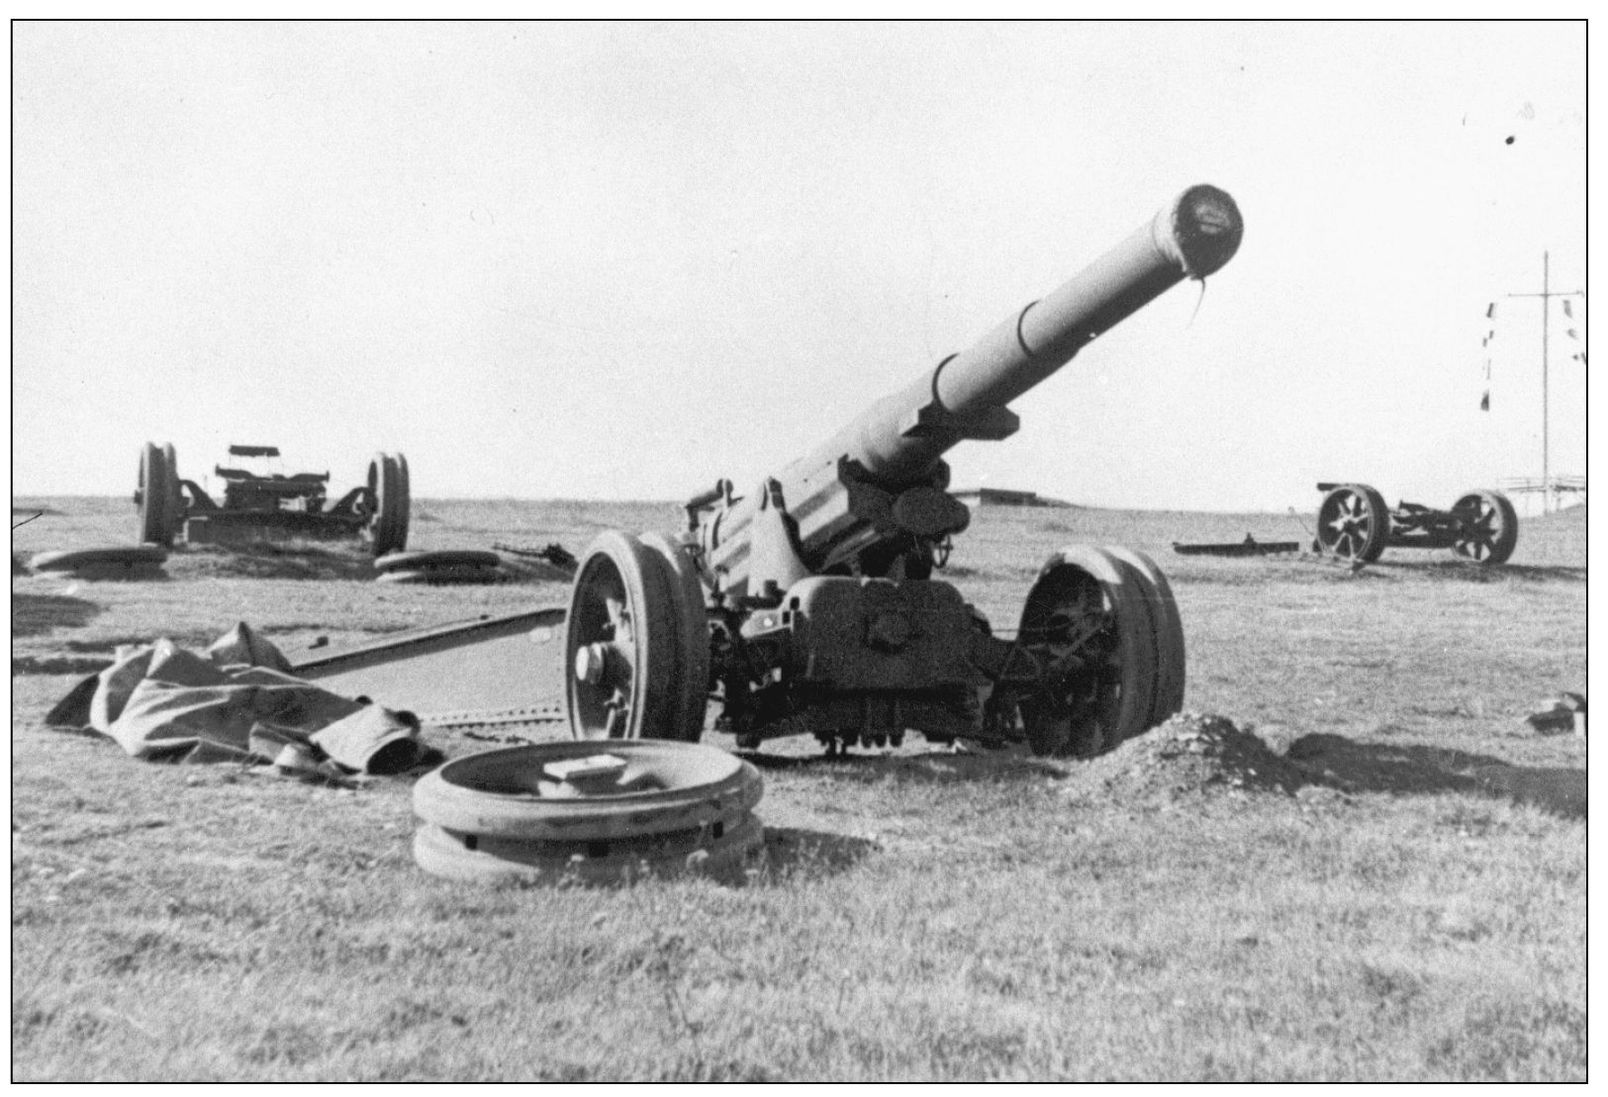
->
[11, 21, 1587, 512]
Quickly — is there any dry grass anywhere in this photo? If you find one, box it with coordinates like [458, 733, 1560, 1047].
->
[9, 495, 1586, 1080]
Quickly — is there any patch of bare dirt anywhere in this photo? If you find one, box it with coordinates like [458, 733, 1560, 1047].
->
[175, 541, 378, 581]
[1068, 712, 1309, 806]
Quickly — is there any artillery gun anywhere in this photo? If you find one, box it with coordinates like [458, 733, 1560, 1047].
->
[564, 185, 1244, 756]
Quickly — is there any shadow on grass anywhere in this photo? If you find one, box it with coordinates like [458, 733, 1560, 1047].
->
[178, 540, 378, 581]
[11, 593, 102, 637]
[753, 826, 880, 879]
[1180, 556, 1587, 587]
[741, 747, 1065, 784]
[1288, 733, 1586, 819]
[1368, 560, 1587, 584]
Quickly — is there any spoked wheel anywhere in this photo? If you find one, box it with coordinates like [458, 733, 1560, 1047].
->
[565, 531, 680, 741]
[1016, 545, 1160, 758]
[1450, 490, 1519, 565]
[136, 441, 177, 546]
[366, 452, 411, 556]
[640, 532, 711, 741]
[1316, 483, 1390, 563]
[1106, 546, 1186, 728]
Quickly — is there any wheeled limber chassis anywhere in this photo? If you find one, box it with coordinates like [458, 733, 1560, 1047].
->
[134, 442, 411, 556]
[1313, 482, 1519, 565]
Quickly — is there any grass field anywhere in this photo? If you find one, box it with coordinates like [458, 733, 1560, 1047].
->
[10, 495, 1587, 1081]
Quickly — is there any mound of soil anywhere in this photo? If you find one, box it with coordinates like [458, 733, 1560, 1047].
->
[1069, 712, 1309, 807]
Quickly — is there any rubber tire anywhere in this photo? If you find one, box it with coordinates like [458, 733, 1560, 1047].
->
[565, 531, 681, 741]
[1018, 545, 1160, 757]
[1316, 483, 1390, 563]
[137, 442, 171, 546]
[640, 532, 711, 742]
[368, 452, 410, 556]
[390, 452, 411, 552]
[411, 739, 763, 842]
[159, 443, 183, 544]
[412, 811, 762, 886]
[1451, 489, 1519, 565]
[1105, 546, 1186, 728]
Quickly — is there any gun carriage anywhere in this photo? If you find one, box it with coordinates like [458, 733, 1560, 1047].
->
[134, 443, 410, 556]
[563, 185, 1244, 756]
[1313, 482, 1518, 566]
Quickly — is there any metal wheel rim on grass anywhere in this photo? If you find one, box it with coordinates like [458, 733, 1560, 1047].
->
[412, 811, 762, 885]
[30, 544, 168, 572]
[374, 549, 501, 572]
[411, 739, 763, 842]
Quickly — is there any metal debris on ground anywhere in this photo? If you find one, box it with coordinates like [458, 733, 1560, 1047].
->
[1172, 534, 1301, 557]
[1526, 692, 1586, 735]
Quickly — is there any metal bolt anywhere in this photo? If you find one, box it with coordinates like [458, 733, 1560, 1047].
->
[574, 644, 609, 685]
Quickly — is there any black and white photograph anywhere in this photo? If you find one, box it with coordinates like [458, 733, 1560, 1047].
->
[11, 19, 1586, 1081]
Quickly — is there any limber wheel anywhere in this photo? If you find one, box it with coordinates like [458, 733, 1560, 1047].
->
[565, 530, 680, 741]
[641, 532, 711, 742]
[1316, 483, 1390, 563]
[367, 452, 410, 556]
[1106, 546, 1186, 728]
[136, 442, 176, 546]
[390, 452, 411, 551]
[1016, 545, 1159, 758]
[1451, 489, 1519, 565]
[159, 443, 183, 544]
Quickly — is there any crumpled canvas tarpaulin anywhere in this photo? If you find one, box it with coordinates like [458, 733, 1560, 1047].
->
[46, 623, 441, 778]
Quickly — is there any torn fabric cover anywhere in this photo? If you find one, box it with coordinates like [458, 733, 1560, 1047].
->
[46, 622, 438, 776]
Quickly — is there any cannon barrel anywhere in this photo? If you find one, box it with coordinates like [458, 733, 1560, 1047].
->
[794, 184, 1243, 487]
[702, 185, 1242, 592]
